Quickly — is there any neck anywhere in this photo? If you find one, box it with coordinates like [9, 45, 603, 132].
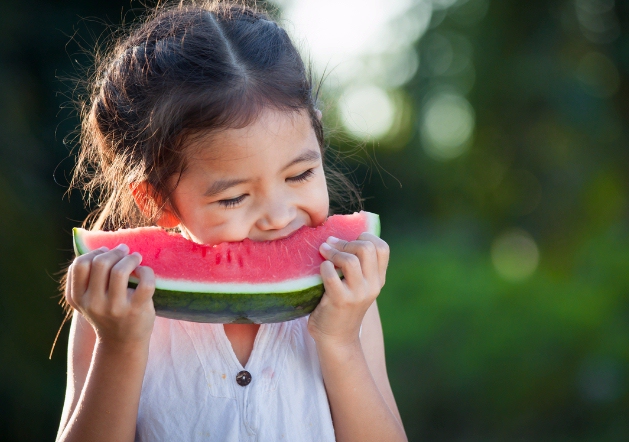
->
[223, 323, 261, 367]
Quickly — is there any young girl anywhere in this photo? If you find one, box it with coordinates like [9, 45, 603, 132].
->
[57, 2, 406, 441]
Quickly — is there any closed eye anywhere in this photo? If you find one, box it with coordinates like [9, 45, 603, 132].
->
[218, 194, 247, 208]
[286, 169, 315, 183]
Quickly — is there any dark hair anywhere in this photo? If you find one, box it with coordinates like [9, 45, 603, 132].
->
[72, 0, 360, 231]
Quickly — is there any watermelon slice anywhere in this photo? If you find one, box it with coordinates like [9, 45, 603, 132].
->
[72, 211, 380, 324]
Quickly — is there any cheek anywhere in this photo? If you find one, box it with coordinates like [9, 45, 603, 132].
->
[305, 173, 330, 225]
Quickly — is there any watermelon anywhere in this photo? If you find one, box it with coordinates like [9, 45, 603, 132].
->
[72, 211, 380, 324]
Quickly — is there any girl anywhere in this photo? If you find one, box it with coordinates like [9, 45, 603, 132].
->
[57, 1, 407, 441]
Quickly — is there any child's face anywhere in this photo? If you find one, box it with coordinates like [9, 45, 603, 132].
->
[169, 109, 329, 245]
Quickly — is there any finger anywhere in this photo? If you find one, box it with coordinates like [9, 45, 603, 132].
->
[357, 232, 390, 287]
[65, 266, 77, 310]
[108, 252, 143, 306]
[86, 244, 130, 295]
[71, 248, 109, 304]
[131, 265, 156, 306]
[327, 237, 379, 283]
[319, 242, 363, 289]
[319, 260, 344, 294]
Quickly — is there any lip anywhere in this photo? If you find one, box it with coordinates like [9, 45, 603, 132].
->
[263, 228, 301, 241]
[253, 223, 307, 242]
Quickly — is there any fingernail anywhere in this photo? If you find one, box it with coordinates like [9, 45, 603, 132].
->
[98, 246, 109, 252]
[327, 236, 339, 244]
[115, 243, 129, 252]
[132, 252, 143, 263]
[320, 242, 332, 251]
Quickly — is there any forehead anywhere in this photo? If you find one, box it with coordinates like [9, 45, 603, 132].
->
[184, 109, 318, 169]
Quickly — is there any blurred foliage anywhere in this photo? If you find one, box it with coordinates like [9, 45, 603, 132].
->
[0, 0, 628, 440]
[379, 226, 629, 440]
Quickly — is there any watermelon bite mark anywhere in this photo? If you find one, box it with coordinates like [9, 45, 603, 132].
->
[73, 211, 380, 324]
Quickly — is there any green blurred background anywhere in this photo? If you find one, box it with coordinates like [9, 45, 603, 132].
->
[1, 0, 628, 440]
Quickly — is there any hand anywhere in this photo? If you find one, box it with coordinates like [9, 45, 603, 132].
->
[308, 232, 390, 348]
[65, 244, 156, 347]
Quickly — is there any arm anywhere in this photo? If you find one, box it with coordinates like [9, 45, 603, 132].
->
[360, 300, 403, 425]
[310, 234, 407, 442]
[57, 311, 96, 440]
[56, 246, 155, 442]
[317, 301, 405, 441]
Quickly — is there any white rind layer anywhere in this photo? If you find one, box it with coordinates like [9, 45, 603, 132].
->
[365, 212, 381, 237]
[128, 274, 325, 294]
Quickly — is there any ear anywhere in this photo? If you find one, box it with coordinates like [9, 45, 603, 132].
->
[130, 182, 180, 229]
[315, 109, 322, 120]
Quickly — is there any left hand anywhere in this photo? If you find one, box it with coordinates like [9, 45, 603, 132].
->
[308, 232, 390, 348]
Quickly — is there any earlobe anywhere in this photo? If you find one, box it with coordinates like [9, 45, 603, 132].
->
[155, 210, 180, 229]
[130, 182, 180, 228]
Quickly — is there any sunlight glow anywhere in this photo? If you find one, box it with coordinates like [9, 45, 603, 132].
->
[274, 0, 434, 140]
[280, 0, 417, 72]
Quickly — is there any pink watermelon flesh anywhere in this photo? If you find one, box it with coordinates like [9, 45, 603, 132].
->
[73, 211, 380, 290]
[72, 211, 380, 324]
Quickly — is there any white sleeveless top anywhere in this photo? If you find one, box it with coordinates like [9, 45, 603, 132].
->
[135, 316, 336, 441]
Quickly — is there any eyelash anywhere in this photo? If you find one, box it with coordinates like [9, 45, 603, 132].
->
[217, 169, 315, 208]
[287, 169, 315, 183]
[218, 194, 247, 208]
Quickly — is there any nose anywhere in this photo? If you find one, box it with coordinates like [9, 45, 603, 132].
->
[256, 199, 295, 232]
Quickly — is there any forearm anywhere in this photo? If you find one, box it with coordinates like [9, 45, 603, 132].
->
[57, 339, 149, 442]
[317, 340, 407, 442]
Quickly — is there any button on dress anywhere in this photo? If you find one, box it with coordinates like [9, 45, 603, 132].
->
[135, 316, 336, 441]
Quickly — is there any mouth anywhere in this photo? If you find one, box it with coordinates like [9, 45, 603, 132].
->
[256, 222, 309, 242]
[264, 228, 301, 241]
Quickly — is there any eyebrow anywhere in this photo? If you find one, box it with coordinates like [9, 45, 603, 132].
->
[281, 149, 321, 172]
[203, 178, 250, 198]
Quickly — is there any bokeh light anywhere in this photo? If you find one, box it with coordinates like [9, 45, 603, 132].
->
[423, 32, 454, 76]
[339, 85, 396, 139]
[575, 0, 620, 43]
[491, 229, 540, 282]
[575, 51, 620, 98]
[420, 91, 475, 160]
[577, 358, 625, 403]
[423, 31, 473, 77]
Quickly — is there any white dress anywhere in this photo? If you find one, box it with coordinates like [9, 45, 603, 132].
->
[135, 316, 336, 441]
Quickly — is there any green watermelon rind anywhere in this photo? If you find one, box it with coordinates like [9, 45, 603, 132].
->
[72, 212, 380, 324]
[134, 282, 324, 324]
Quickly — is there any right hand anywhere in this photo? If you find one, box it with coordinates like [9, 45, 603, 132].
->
[65, 244, 156, 346]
